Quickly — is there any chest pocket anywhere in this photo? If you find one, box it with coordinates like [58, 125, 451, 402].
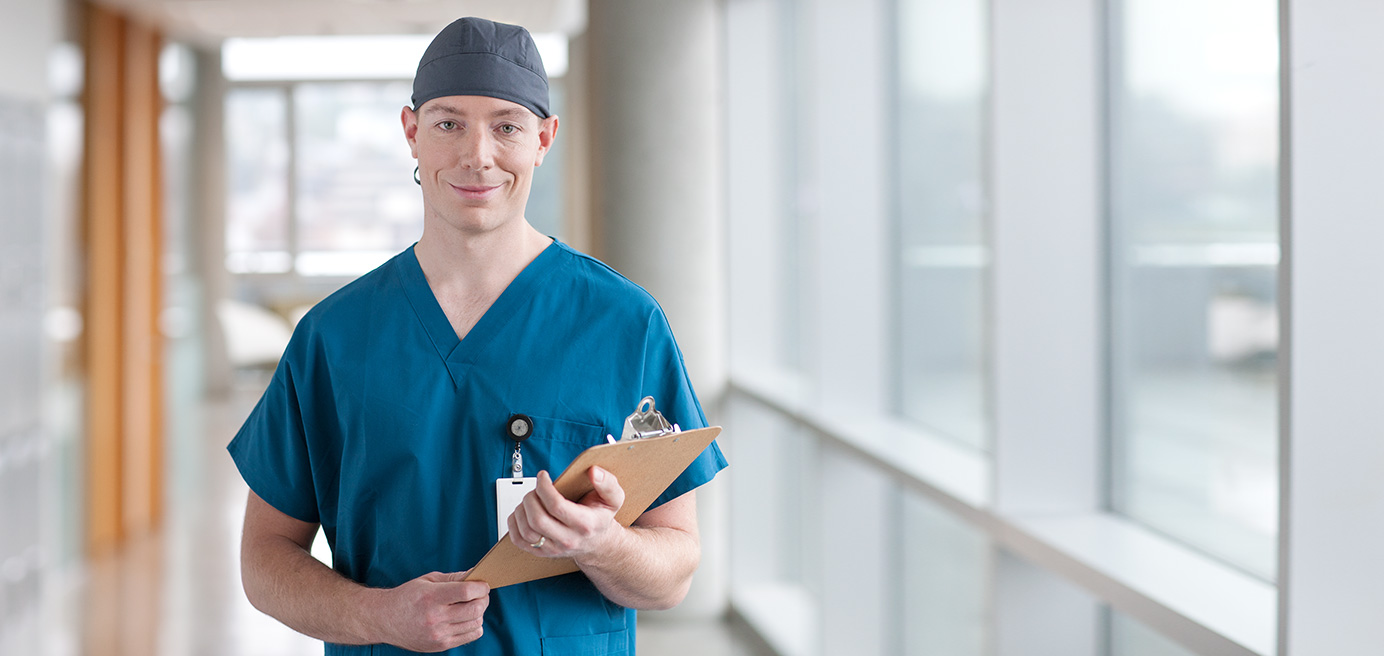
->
[541, 630, 630, 656]
[520, 415, 606, 476]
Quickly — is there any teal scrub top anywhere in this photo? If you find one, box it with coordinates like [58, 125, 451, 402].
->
[228, 240, 728, 655]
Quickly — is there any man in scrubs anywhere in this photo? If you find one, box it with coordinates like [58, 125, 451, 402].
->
[230, 16, 727, 655]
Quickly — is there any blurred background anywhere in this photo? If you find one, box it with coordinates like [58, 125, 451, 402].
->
[1, 0, 1381, 654]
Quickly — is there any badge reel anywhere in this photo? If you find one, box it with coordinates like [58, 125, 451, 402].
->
[495, 414, 538, 540]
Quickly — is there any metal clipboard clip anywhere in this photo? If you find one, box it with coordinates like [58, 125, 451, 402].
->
[619, 396, 680, 442]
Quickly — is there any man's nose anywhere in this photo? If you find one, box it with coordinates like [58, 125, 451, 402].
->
[460, 130, 494, 172]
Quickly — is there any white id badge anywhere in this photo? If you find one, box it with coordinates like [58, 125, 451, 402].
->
[495, 477, 537, 540]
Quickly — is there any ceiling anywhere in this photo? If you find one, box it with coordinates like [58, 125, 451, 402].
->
[91, 0, 587, 47]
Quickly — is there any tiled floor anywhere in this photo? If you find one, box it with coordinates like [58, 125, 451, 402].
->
[35, 382, 768, 656]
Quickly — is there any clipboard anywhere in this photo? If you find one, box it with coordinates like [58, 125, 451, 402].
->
[464, 424, 722, 588]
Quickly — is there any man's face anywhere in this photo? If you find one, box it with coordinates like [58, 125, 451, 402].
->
[403, 95, 557, 236]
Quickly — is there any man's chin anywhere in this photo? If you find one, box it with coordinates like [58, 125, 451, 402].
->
[433, 209, 523, 236]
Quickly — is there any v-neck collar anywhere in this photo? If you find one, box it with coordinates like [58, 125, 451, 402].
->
[395, 240, 561, 387]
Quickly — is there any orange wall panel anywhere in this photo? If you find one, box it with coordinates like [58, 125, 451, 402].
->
[83, 2, 127, 555]
[82, 2, 165, 553]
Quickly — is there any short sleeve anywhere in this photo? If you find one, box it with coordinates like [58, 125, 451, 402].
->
[639, 307, 728, 510]
[227, 334, 322, 524]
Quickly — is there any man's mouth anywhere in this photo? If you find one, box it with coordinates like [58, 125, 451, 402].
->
[451, 183, 501, 200]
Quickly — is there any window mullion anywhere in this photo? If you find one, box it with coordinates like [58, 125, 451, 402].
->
[283, 84, 299, 277]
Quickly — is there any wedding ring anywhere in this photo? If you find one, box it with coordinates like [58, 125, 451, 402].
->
[530, 536, 546, 549]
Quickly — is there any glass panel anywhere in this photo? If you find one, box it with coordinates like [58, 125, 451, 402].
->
[900, 490, 990, 656]
[728, 396, 812, 588]
[725, 394, 819, 656]
[1110, 609, 1199, 656]
[1109, 0, 1280, 578]
[225, 87, 290, 272]
[893, 0, 990, 451]
[294, 82, 422, 274]
[780, 0, 806, 371]
[725, 0, 805, 373]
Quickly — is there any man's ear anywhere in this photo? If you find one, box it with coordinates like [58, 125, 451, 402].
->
[401, 106, 420, 158]
[535, 115, 559, 166]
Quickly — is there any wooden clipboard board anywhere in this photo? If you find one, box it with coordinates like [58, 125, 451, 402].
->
[463, 425, 721, 588]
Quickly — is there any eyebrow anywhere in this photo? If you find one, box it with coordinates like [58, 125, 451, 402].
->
[421, 103, 464, 118]
[489, 107, 534, 121]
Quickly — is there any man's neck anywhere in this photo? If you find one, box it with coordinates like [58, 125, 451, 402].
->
[414, 218, 551, 294]
[412, 217, 552, 341]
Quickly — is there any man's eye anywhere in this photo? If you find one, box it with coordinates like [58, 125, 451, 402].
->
[439, 121, 457, 130]
[499, 124, 518, 135]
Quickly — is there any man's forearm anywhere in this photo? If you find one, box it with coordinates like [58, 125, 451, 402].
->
[573, 523, 700, 610]
[241, 533, 386, 645]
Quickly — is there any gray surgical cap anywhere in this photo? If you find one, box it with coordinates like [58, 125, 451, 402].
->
[411, 17, 551, 118]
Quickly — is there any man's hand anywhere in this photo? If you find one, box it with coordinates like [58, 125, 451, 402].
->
[242, 491, 492, 648]
[370, 571, 490, 653]
[503, 467, 702, 610]
[507, 467, 625, 559]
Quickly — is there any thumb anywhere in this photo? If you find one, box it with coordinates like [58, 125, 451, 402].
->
[586, 466, 625, 511]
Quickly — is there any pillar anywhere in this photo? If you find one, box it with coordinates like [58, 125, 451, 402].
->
[584, 0, 728, 619]
[1282, 0, 1384, 652]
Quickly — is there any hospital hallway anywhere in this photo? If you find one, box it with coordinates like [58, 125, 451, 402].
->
[32, 371, 768, 656]
[8, 0, 1384, 653]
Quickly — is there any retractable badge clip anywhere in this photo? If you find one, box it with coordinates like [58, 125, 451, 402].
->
[506, 414, 533, 478]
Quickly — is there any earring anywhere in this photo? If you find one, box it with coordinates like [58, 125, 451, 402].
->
[413, 166, 421, 185]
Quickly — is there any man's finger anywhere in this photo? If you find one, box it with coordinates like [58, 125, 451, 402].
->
[508, 504, 541, 547]
[446, 616, 485, 636]
[437, 579, 490, 603]
[532, 471, 580, 524]
[439, 569, 472, 582]
[521, 485, 572, 543]
[586, 466, 625, 511]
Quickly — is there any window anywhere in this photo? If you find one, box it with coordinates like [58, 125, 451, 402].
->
[893, 0, 990, 451]
[726, 396, 817, 656]
[725, 0, 807, 374]
[900, 490, 989, 656]
[223, 36, 567, 279]
[1108, 0, 1280, 577]
[778, 0, 807, 372]
[225, 87, 290, 273]
[292, 81, 420, 276]
[1110, 609, 1198, 656]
